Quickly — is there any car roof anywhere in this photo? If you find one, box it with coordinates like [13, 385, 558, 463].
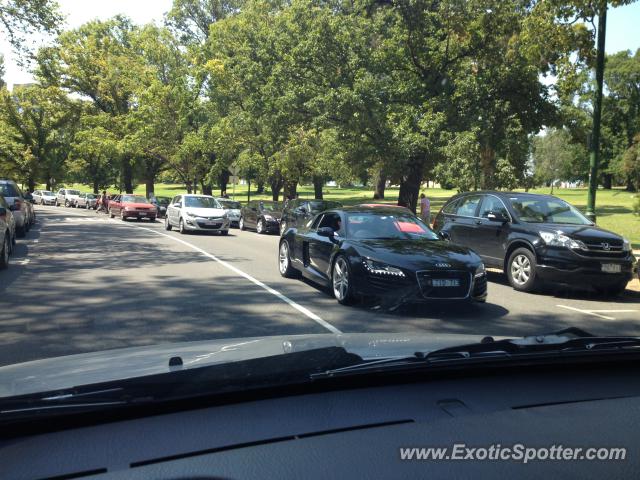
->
[182, 194, 215, 198]
[448, 191, 561, 201]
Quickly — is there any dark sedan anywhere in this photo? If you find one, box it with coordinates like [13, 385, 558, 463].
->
[278, 206, 487, 305]
[240, 200, 283, 234]
[280, 199, 342, 235]
[432, 191, 637, 295]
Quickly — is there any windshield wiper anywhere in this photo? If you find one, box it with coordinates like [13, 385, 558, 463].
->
[311, 328, 640, 379]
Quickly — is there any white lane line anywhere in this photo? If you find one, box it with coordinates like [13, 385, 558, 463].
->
[135, 225, 342, 334]
[557, 305, 615, 320]
[588, 309, 638, 313]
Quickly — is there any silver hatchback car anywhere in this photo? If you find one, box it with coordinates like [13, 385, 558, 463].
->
[0, 179, 34, 238]
[165, 194, 230, 235]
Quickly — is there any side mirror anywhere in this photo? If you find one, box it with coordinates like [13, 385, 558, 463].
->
[0, 207, 6, 216]
[487, 212, 508, 223]
[317, 227, 334, 238]
[173, 203, 181, 208]
[438, 231, 450, 241]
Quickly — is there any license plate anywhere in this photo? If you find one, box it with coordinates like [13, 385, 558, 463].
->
[601, 263, 621, 273]
[205, 221, 221, 226]
[432, 279, 460, 287]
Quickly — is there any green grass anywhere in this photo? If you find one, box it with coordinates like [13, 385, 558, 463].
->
[45, 182, 640, 249]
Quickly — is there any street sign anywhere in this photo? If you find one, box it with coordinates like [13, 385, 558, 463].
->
[228, 164, 240, 176]
[229, 175, 239, 185]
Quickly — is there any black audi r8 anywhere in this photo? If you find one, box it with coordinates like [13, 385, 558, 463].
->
[278, 205, 487, 305]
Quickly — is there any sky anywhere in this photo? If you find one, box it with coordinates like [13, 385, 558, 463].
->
[1, 0, 640, 89]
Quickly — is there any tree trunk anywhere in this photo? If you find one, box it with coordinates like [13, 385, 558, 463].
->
[313, 175, 324, 199]
[93, 180, 99, 194]
[122, 159, 133, 194]
[256, 181, 265, 194]
[186, 181, 193, 194]
[373, 171, 386, 200]
[193, 177, 198, 194]
[397, 158, 424, 213]
[145, 178, 155, 198]
[283, 180, 298, 201]
[270, 176, 283, 201]
[27, 177, 35, 192]
[602, 173, 612, 189]
[479, 145, 495, 189]
[626, 176, 636, 192]
[218, 170, 230, 196]
[201, 182, 213, 195]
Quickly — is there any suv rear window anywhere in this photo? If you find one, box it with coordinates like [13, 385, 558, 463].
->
[0, 183, 20, 197]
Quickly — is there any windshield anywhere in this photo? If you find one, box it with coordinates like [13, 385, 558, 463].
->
[121, 195, 149, 203]
[509, 196, 592, 225]
[219, 200, 241, 209]
[309, 200, 341, 213]
[1, 0, 639, 426]
[346, 212, 439, 240]
[185, 196, 220, 208]
[260, 202, 282, 211]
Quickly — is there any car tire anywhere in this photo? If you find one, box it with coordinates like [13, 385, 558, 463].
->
[0, 234, 8, 270]
[280, 220, 287, 236]
[332, 255, 354, 305]
[120, 210, 126, 221]
[507, 247, 539, 292]
[65, 200, 69, 207]
[86, 203, 89, 210]
[179, 218, 186, 234]
[257, 218, 265, 234]
[109, 209, 115, 219]
[239, 217, 245, 231]
[164, 216, 172, 231]
[278, 240, 298, 278]
[16, 225, 26, 238]
[220, 230, 229, 236]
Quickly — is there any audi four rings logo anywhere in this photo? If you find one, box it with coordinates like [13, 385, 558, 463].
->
[435, 263, 451, 268]
[602, 243, 610, 251]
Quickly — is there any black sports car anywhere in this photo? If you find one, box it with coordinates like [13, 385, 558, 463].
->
[278, 205, 487, 305]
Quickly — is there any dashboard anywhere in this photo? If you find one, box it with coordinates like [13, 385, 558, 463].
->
[2, 363, 639, 479]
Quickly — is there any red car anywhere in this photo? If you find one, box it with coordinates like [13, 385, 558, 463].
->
[108, 194, 157, 221]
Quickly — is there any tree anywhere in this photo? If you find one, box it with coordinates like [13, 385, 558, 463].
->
[532, 128, 586, 193]
[0, 84, 79, 190]
[0, 0, 62, 62]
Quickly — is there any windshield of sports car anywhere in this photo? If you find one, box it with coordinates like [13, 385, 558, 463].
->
[185, 197, 220, 208]
[121, 195, 149, 203]
[509, 196, 593, 225]
[0, 0, 639, 419]
[219, 200, 242, 209]
[346, 212, 439, 240]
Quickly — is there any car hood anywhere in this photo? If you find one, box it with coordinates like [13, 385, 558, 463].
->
[350, 238, 481, 270]
[122, 202, 155, 208]
[263, 210, 283, 219]
[224, 208, 241, 216]
[184, 207, 227, 217]
[66, 194, 80, 199]
[0, 332, 500, 398]
[536, 223, 624, 245]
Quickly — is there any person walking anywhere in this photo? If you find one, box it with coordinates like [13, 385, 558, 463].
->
[419, 192, 431, 226]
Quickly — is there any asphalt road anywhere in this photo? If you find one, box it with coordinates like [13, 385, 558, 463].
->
[0, 205, 638, 366]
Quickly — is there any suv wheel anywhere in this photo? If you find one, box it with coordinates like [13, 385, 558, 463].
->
[179, 218, 186, 234]
[65, 199, 70, 207]
[239, 217, 245, 231]
[257, 218, 265, 234]
[164, 216, 172, 231]
[507, 247, 539, 292]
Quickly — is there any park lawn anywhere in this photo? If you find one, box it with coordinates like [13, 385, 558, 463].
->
[44, 183, 640, 248]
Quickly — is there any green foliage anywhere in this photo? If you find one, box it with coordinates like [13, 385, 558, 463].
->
[532, 128, 588, 190]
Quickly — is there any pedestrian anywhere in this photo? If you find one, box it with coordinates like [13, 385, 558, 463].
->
[99, 190, 109, 213]
[419, 192, 431, 226]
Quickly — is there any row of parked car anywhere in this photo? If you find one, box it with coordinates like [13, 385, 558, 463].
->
[0, 179, 38, 269]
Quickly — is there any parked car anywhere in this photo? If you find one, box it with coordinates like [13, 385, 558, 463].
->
[151, 196, 171, 218]
[278, 205, 487, 305]
[108, 194, 157, 221]
[216, 198, 242, 227]
[76, 192, 98, 209]
[240, 200, 283, 234]
[0, 179, 33, 237]
[432, 191, 638, 295]
[165, 194, 229, 234]
[55, 188, 81, 207]
[280, 199, 342, 235]
[0, 195, 16, 269]
[32, 190, 57, 205]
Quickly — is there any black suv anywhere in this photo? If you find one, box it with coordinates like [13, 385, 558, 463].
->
[432, 191, 637, 294]
[240, 200, 284, 234]
[280, 199, 342, 235]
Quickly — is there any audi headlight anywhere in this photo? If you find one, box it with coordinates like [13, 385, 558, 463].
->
[475, 263, 486, 277]
[623, 238, 631, 252]
[363, 258, 405, 277]
[540, 231, 587, 250]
